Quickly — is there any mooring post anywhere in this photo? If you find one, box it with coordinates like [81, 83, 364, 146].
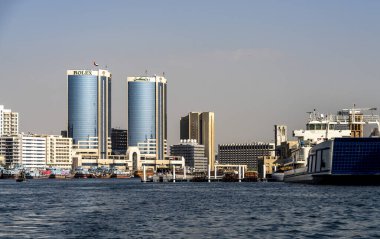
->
[173, 165, 176, 183]
[208, 164, 211, 183]
[143, 165, 146, 182]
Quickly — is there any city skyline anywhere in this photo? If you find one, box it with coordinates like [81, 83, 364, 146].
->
[1, 1, 380, 147]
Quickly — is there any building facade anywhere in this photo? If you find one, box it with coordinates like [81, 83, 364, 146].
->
[0, 135, 21, 166]
[128, 75, 167, 160]
[45, 135, 73, 169]
[274, 125, 287, 147]
[111, 128, 128, 155]
[0, 105, 19, 136]
[0, 134, 72, 169]
[218, 142, 275, 170]
[170, 140, 208, 172]
[180, 112, 215, 169]
[67, 69, 111, 160]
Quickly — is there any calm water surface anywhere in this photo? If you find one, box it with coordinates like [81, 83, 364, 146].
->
[0, 179, 379, 238]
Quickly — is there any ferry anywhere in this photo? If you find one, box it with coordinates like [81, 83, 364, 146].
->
[283, 107, 380, 184]
[273, 109, 352, 182]
[284, 138, 380, 184]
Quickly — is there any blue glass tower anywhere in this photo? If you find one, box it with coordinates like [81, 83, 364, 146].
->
[128, 76, 167, 160]
[67, 70, 111, 159]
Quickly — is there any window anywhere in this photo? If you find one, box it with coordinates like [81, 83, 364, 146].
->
[316, 150, 321, 173]
[321, 149, 329, 171]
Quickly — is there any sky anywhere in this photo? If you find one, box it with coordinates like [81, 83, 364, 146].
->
[0, 0, 380, 146]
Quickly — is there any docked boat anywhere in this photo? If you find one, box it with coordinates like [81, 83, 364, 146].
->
[73, 168, 94, 179]
[110, 170, 131, 179]
[270, 171, 284, 182]
[284, 138, 380, 184]
[0, 169, 17, 179]
[283, 107, 380, 184]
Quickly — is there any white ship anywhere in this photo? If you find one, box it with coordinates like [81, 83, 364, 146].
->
[283, 107, 380, 184]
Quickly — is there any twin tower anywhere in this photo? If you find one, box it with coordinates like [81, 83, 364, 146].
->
[67, 70, 167, 160]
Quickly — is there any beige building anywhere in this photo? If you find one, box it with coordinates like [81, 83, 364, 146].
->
[45, 135, 73, 169]
[72, 137, 131, 170]
[257, 156, 280, 179]
[180, 112, 215, 169]
[0, 105, 19, 136]
[0, 155, 5, 166]
[278, 140, 299, 160]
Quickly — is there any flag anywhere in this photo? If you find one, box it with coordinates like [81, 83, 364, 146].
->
[93, 61, 99, 67]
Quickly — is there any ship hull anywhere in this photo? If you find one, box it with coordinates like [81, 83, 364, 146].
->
[285, 173, 380, 185]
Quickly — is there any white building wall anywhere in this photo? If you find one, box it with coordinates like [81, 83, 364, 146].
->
[21, 136, 46, 169]
[0, 105, 19, 136]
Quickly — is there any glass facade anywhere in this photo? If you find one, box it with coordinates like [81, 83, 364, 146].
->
[68, 71, 111, 159]
[68, 75, 98, 144]
[332, 138, 380, 175]
[128, 78, 167, 160]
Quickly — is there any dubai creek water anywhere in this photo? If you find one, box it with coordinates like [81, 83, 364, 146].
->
[0, 179, 379, 239]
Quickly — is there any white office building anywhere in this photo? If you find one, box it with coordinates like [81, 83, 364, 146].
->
[0, 134, 73, 169]
[21, 136, 46, 169]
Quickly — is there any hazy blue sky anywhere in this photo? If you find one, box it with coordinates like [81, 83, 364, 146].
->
[0, 0, 379, 146]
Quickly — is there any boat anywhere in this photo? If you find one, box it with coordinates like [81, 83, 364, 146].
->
[0, 169, 17, 179]
[134, 169, 154, 179]
[242, 171, 258, 182]
[222, 172, 239, 182]
[16, 170, 27, 182]
[284, 107, 380, 184]
[110, 170, 131, 179]
[73, 167, 93, 179]
[270, 171, 284, 182]
[284, 138, 380, 184]
[190, 172, 208, 182]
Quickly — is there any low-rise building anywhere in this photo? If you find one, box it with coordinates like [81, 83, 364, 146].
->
[72, 136, 130, 170]
[0, 134, 72, 169]
[45, 135, 73, 169]
[257, 155, 280, 179]
[218, 142, 275, 170]
[170, 140, 208, 172]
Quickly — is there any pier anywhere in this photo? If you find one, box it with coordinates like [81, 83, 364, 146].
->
[141, 164, 250, 183]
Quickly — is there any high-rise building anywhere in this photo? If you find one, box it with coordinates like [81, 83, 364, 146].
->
[67, 69, 111, 159]
[218, 142, 275, 170]
[128, 75, 167, 160]
[180, 112, 215, 168]
[274, 125, 287, 146]
[170, 140, 208, 172]
[0, 105, 19, 136]
[111, 128, 128, 155]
